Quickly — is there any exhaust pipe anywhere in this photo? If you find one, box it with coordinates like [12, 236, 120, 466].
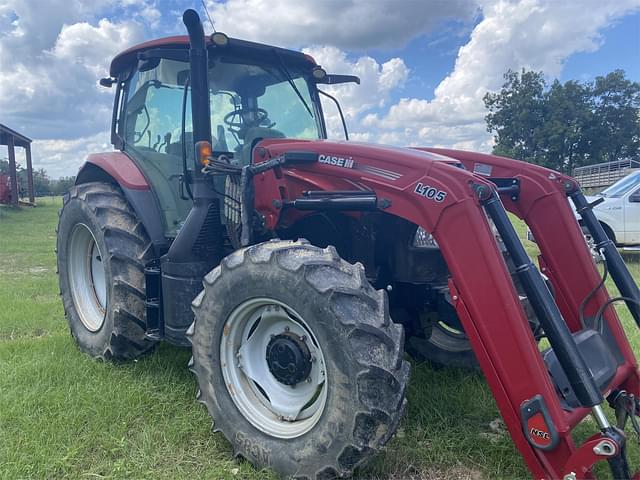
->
[182, 9, 212, 154]
[160, 9, 223, 344]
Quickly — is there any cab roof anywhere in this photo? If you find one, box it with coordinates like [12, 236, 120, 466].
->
[109, 35, 317, 77]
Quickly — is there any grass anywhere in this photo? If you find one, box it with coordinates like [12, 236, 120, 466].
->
[0, 199, 638, 479]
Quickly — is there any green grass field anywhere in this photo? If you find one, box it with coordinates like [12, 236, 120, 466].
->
[1, 198, 639, 479]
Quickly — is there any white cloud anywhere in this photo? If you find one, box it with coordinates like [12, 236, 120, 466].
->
[204, 0, 478, 49]
[362, 0, 640, 151]
[0, 3, 145, 145]
[32, 132, 113, 179]
[50, 19, 143, 76]
[302, 46, 409, 137]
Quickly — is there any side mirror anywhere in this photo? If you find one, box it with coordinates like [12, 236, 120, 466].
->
[316, 74, 361, 85]
[312, 66, 360, 85]
[629, 190, 640, 203]
[99, 77, 116, 88]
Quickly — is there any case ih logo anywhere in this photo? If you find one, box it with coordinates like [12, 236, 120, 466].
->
[319, 154, 354, 169]
[529, 427, 550, 440]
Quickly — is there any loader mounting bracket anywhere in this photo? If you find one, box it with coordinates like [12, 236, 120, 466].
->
[489, 177, 520, 201]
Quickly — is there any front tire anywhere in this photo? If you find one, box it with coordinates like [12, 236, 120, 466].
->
[56, 182, 156, 361]
[190, 240, 409, 479]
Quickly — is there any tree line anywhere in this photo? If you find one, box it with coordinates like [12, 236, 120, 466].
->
[484, 69, 640, 174]
[0, 159, 75, 197]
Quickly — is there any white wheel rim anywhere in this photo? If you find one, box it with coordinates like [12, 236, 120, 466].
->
[220, 298, 328, 439]
[68, 224, 107, 332]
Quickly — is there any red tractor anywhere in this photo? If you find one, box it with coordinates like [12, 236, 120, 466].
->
[56, 9, 640, 479]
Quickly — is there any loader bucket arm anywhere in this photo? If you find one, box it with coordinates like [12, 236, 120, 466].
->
[418, 147, 640, 479]
[250, 140, 640, 479]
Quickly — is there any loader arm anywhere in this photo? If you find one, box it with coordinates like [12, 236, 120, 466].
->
[251, 140, 640, 479]
[419, 148, 640, 477]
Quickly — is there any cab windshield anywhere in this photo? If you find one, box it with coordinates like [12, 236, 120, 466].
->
[124, 56, 322, 162]
[600, 171, 640, 198]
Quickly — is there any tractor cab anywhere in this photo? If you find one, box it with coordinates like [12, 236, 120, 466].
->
[104, 34, 354, 238]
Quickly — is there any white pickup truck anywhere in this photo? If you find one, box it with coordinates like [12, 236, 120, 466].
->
[583, 170, 640, 247]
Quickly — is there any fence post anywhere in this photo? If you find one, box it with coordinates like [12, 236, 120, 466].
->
[7, 135, 18, 206]
[25, 143, 34, 204]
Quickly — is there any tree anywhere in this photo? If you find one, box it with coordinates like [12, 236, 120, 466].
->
[538, 79, 593, 172]
[484, 69, 547, 164]
[589, 70, 640, 164]
[484, 69, 640, 173]
[50, 176, 76, 195]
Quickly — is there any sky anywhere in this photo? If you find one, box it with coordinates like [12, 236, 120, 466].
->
[0, 0, 639, 178]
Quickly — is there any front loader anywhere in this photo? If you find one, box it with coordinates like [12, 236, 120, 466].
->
[56, 9, 640, 479]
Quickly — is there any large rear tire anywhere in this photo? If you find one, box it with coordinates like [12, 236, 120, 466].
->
[405, 313, 478, 369]
[56, 182, 156, 361]
[190, 240, 409, 479]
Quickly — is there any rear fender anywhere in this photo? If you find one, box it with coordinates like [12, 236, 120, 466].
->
[76, 152, 168, 254]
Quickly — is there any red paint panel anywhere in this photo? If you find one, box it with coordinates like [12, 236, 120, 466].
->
[84, 152, 149, 190]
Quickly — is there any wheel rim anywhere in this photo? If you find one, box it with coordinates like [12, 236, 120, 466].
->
[220, 298, 328, 439]
[68, 224, 107, 332]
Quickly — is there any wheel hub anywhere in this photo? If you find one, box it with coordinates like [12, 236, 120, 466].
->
[266, 332, 312, 386]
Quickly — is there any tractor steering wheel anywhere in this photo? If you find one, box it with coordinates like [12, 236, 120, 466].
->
[223, 108, 274, 135]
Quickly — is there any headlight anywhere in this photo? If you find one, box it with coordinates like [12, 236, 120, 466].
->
[412, 227, 438, 248]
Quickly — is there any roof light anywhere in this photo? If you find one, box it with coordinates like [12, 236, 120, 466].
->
[211, 32, 229, 47]
[312, 66, 327, 80]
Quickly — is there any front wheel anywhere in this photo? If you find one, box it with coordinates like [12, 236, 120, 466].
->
[190, 240, 409, 479]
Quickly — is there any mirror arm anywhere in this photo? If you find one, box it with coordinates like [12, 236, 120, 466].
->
[318, 89, 349, 141]
[316, 74, 361, 85]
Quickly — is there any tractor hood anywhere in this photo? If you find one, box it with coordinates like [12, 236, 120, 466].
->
[257, 138, 465, 177]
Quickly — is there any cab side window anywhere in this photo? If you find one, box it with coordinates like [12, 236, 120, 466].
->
[124, 64, 193, 159]
[121, 60, 194, 238]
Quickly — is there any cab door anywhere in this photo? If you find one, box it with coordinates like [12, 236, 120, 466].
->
[625, 186, 640, 244]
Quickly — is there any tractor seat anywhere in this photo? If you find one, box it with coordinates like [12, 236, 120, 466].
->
[239, 127, 285, 167]
[166, 132, 194, 160]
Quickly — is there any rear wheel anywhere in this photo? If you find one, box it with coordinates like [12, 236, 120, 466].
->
[403, 309, 479, 369]
[190, 240, 409, 479]
[405, 287, 541, 370]
[57, 182, 156, 361]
